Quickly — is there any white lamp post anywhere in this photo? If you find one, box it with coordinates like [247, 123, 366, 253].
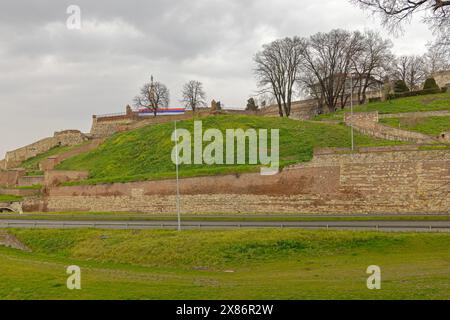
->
[350, 74, 354, 151]
[174, 120, 181, 231]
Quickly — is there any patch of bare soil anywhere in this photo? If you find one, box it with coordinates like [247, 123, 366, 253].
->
[0, 230, 31, 252]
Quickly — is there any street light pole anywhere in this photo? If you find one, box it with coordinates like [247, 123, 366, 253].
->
[350, 74, 354, 151]
[174, 121, 181, 231]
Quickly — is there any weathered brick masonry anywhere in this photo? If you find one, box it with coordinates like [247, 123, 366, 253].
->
[39, 149, 450, 214]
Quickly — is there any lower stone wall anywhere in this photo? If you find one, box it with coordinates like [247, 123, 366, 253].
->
[351, 121, 435, 143]
[42, 149, 450, 214]
[17, 175, 45, 187]
[39, 139, 105, 171]
[44, 170, 89, 187]
[345, 112, 436, 143]
[379, 110, 450, 119]
[344, 111, 379, 123]
[0, 169, 25, 187]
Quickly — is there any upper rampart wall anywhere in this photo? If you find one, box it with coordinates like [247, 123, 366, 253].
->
[3, 130, 88, 169]
[433, 70, 450, 89]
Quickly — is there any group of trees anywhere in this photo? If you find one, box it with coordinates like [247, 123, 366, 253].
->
[136, 1, 449, 118]
[254, 0, 450, 117]
[133, 77, 207, 116]
[254, 30, 392, 115]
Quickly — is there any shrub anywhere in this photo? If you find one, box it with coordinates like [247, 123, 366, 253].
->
[387, 87, 443, 100]
[394, 80, 409, 93]
[423, 78, 440, 91]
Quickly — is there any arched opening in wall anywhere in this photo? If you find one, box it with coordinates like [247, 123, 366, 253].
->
[0, 207, 14, 213]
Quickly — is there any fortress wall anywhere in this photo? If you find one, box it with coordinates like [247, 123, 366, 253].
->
[17, 175, 45, 187]
[43, 149, 450, 214]
[4, 130, 88, 169]
[44, 170, 89, 187]
[344, 112, 435, 143]
[344, 111, 379, 123]
[90, 117, 136, 138]
[0, 169, 25, 187]
[260, 99, 320, 120]
[433, 70, 450, 88]
[379, 110, 450, 119]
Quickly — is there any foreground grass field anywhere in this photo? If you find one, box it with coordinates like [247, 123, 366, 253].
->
[314, 92, 450, 121]
[380, 116, 450, 136]
[0, 229, 449, 299]
[56, 115, 403, 185]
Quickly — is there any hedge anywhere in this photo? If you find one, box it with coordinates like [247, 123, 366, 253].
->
[387, 87, 446, 100]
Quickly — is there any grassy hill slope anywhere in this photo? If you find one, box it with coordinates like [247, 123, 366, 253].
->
[380, 116, 450, 136]
[1, 229, 449, 299]
[314, 92, 450, 121]
[57, 114, 404, 184]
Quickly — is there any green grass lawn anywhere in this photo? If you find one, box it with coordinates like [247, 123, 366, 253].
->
[379, 116, 450, 136]
[56, 114, 404, 185]
[315, 92, 450, 121]
[0, 229, 449, 299]
[0, 195, 23, 202]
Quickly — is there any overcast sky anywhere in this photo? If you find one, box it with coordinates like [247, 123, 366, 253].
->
[0, 0, 433, 158]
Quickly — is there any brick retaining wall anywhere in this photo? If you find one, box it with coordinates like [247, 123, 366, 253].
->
[41, 149, 450, 214]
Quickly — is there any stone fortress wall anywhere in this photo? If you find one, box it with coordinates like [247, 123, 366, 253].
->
[2, 130, 88, 170]
[34, 148, 450, 215]
[259, 99, 321, 120]
[433, 70, 450, 89]
[345, 111, 438, 144]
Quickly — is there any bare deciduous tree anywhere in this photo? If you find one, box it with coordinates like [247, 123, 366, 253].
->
[254, 37, 304, 117]
[352, 31, 393, 104]
[181, 80, 207, 113]
[352, 0, 450, 29]
[301, 29, 364, 112]
[425, 43, 450, 74]
[133, 76, 170, 117]
[352, 0, 450, 49]
[392, 55, 427, 90]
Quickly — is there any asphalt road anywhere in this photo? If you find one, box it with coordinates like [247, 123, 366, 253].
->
[1, 219, 450, 232]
